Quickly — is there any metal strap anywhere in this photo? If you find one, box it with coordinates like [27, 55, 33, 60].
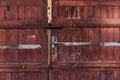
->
[53, 42, 120, 46]
[0, 44, 41, 49]
[51, 36, 120, 53]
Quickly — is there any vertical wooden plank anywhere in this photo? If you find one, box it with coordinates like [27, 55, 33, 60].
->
[5, 29, 19, 44]
[25, 72, 38, 80]
[76, 7, 81, 19]
[3, 29, 19, 63]
[19, 6, 25, 20]
[25, 6, 32, 20]
[88, 28, 95, 61]
[107, 28, 114, 61]
[95, 6, 101, 18]
[47, 29, 51, 65]
[114, 6, 118, 18]
[4, 73, 11, 80]
[101, 6, 107, 18]
[94, 28, 101, 61]
[19, 72, 25, 80]
[5, 5, 12, 20]
[107, 6, 114, 18]
[0, 6, 5, 21]
[81, 7, 88, 18]
[18, 29, 34, 63]
[11, 72, 19, 80]
[113, 28, 120, 61]
[81, 28, 89, 61]
[58, 6, 68, 19]
[11, 6, 19, 20]
[0, 29, 5, 63]
[31, 6, 39, 20]
[87, 6, 94, 18]
[101, 28, 108, 61]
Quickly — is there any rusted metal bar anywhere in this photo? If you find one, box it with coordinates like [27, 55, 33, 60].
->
[52, 36, 120, 47]
[0, 44, 41, 49]
[51, 36, 120, 53]
[53, 42, 120, 46]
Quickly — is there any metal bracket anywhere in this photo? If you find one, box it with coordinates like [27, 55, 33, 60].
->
[51, 35, 120, 53]
[0, 44, 41, 49]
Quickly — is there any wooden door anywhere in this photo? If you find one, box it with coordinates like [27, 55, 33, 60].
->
[0, 29, 48, 80]
[50, 27, 120, 80]
[0, 0, 47, 27]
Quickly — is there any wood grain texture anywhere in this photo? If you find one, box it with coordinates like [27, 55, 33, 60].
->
[0, 29, 48, 66]
[0, 0, 46, 27]
[0, 70, 46, 80]
[51, 69, 120, 80]
[53, 0, 120, 26]
[51, 28, 120, 67]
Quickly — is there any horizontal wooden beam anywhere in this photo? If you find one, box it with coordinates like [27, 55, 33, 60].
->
[58, 1, 120, 6]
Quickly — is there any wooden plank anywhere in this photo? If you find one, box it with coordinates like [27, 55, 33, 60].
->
[101, 28, 107, 61]
[25, 6, 32, 20]
[88, 28, 95, 61]
[107, 6, 114, 18]
[0, 6, 5, 21]
[101, 6, 107, 18]
[107, 28, 114, 61]
[18, 6, 25, 20]
[113, 28, 120, 61]
[58, 1, 120, 6]
[94, 28, 101, 61]
[81, 28, 89, 61]
[11, 6, 19, 20]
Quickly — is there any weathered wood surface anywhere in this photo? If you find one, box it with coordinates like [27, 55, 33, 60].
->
[52, 0, 120, 27]
[51, 28, 120, 67]
[0, 0, 46, 27]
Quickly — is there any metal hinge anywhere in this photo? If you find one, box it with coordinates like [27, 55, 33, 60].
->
[51, 35, 120, 53]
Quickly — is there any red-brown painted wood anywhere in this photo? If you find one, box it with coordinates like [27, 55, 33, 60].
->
[52, 0, 120, 27]
[51, 69, 120, 80]
[0, 69, 46, 80]
[0, 0, 47, 27]
[0, 29, 48, 66]
[51, 28, 120, 67]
